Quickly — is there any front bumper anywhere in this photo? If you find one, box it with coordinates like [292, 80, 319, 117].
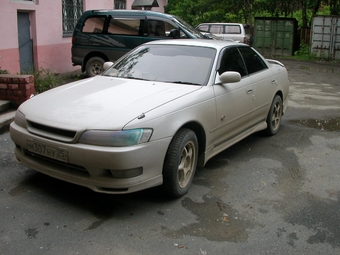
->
[10, 122, 171, 194]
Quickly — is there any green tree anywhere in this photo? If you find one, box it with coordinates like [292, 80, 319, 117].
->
[166, 0, 335, 27]
[329, 0, 340, 14]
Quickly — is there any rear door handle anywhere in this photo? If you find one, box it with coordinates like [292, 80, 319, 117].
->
[246, 88, 253, 94]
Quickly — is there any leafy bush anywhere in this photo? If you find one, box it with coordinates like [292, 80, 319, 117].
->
[25, 68, 63, 94]
[294, 42, 317, 60]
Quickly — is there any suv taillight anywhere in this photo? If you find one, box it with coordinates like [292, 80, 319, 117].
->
[72, 36, 75, 44]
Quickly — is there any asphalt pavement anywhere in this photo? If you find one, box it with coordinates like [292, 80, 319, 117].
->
[0, 59, 339, 255]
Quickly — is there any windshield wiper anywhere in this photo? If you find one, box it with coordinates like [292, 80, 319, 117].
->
[123, 76, 149, 81]
[170, 81, 201, 85]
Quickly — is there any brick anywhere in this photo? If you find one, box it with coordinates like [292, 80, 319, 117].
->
[0, 90, 7, 95]
[12, 75, 33, 84]
[13, 90, 23, 96]
[7, 90, 13, 96]
[0, 75, 12, 83]
[19, 83, 34, 91]
[0, 83, 8, 89]
[30, 87, 36, 95]
[8, 84, 19, 90]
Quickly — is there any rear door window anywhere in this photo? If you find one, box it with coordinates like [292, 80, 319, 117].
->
[210, 25, 223, 34]
[224, 25, 241, 34]
[108, 18, 142, 35]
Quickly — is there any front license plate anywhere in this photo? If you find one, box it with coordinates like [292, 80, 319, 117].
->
[27, 139, 68, 162]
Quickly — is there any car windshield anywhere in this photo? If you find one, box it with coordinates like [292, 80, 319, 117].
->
[102, 45, 216, 86]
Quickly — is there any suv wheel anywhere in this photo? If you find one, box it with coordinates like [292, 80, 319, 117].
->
[85, 57, 105, 77]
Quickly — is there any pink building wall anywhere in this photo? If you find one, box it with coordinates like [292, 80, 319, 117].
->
[0, 0, 167, 75]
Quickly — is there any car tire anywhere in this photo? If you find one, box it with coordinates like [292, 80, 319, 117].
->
[85, 57, 105, 77]
[265, 95, 283, 136]
[163, 128, 198, 198]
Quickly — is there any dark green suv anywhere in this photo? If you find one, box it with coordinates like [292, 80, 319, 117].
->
[72, 10, 207, 76]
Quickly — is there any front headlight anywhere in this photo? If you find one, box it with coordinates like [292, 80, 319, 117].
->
[78, 128, 153, 147]
[14, 110, 27, 128]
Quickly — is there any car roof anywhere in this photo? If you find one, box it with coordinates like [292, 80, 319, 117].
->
[83, 9, 175, 19]
[197, 23, 249, 27]
[144, 39, 246, 50]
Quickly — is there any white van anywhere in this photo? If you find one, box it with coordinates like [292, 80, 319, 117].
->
[196, 23, 253, 45]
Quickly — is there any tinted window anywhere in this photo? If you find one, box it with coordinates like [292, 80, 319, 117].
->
[82, 17, 106, 33]
[224, 25, 241, 34]
[148, 20, 177, 37]
[218, 47, 247, 77]
[197, 25, 208, 32]
[108, 18, 141, 35]
[239, 47, 267, 74]
[210, 25, 223, 34]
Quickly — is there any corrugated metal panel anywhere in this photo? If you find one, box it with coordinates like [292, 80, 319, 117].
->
[311, 15, 340, 60]
[254, 17, 297, 57]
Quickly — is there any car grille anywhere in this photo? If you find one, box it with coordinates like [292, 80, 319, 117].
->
[28, 121, 78, 142]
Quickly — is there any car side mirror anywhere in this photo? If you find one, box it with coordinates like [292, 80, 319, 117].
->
[169, 29, 180, 39]
[219, 71, 241, 84]
[103, 62, 114, 70]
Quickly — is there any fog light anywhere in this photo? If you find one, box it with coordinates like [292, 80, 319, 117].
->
[109, 167, 143, 179]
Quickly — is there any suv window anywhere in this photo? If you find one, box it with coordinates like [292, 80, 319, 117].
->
[224, 25, 241, 34]
[210, 25, 223, 34]
[82, 17, 106, 33]
[239, 47, 267, 74]
[108, 18, 141, 35]
[148, 20, 177, 37]
[197, 25, 208, 32]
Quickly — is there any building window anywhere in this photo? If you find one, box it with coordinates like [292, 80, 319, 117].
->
[62, 0, 83, 36]
[114, 0, 126, 9]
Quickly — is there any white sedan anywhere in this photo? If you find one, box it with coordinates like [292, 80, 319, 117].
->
[10, 39, 289, 198]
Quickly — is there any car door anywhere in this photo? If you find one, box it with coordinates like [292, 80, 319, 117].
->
[238, 46, 276, 125]
[212, 47, 255, 150]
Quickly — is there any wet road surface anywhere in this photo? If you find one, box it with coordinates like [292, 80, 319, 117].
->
[1, 59, 339, 254]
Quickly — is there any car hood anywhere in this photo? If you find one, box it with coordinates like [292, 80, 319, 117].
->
[20, 76, 202, 131]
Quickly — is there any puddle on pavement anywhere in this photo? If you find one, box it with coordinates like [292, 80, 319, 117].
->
[166, 196, 256, 242]
[289, 118, 340, 132]
[298, 65, 340, 74]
